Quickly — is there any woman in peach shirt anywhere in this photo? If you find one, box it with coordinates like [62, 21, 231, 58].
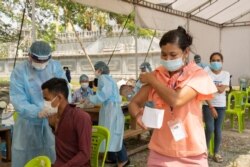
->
[129, 26, 217, 167]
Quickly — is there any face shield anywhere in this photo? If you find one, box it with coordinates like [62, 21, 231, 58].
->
[29, 41, 52, 70]
[94, 61, 110, 75]
[140, 62, 152, 72]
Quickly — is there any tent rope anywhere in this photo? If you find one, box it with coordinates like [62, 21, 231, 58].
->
[13, 0, 28, 69]
[107, 13, 131, 65]
[143, 30, 156, 62]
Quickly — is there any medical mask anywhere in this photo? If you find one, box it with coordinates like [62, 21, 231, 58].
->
[81, 83, 89, 89]
[161, 57, 184, 72]
[126, 92, 134, 101]
[32, 61, 48, 70]
[43, 96, 58, 115]
[210, 62, 222, 71]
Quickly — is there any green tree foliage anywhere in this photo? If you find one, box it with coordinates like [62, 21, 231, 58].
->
[110, 12, 155, 38]
[0, 43, 9, 58]
[0, 0, 155, 53]
[0, 1, 19, 43]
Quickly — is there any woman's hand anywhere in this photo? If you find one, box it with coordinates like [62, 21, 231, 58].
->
[135, 108, 147, 130]
[139, 72, 155, 84]
[210, 107, 218, 119]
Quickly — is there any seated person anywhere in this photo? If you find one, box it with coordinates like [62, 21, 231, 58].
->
[72, 74, 93, 103]
[120, 84, 135, 101]
[41, 78, 92, 167]
[126, 78, 136, 87]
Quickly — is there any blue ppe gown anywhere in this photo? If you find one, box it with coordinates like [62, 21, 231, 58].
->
[88, 75, 124, 152]
[10, 59, 68, 167]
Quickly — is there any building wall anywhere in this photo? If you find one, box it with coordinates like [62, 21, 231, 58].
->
[0, 52, 161, 81]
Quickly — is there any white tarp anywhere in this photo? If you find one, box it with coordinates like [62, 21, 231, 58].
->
[189, 20, 220, 60]
[144, 0, 250, 25]
[70, 0, 250, 85]
[135, 5, 187, 31]
[71, 0, 133, 15]
[221, 27, 250, 85]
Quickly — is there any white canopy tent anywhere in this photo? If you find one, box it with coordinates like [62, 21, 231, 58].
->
[72, 0, 250, 85]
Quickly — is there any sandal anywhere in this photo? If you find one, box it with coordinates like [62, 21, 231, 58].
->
[213, 154, 223, 163]
[116, 159, 130, 167]
[105, 159, 117, 164]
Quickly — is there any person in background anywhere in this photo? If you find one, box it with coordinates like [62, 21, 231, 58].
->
[63, 66, 71, 83]
[89, 78, 98, 95]
[126, 78, 136, 87]
[129, 26, 217, 167]
[203, 52, 230, 163]
[88, 61, 129, 167]
[93, 78, 98, 94]
[120, 84, 134, 101]
[194, 54, 207, 68]
[10, 41, 69, 166]
[41, 78, 92, 167]
[133, 62, 152, 94]
[72, 74, 93, 103]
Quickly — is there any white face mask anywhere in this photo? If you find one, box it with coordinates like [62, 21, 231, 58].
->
[43, 96, 58, 115]
[32, 61, 48, 70]
[81, 83, 89, 89]
[161, 57, 184, 72]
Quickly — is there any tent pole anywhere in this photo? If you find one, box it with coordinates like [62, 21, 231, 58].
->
[31, 0, 36, 42]
[219, 27, 222, 53]
[107, 13, 131, 65]
[13, 0, 28, 68]
[64, 7, 95, 72]
[134, 5, 138, 79]
[70, 20, 95, 72]
[144, 30, 156, 62]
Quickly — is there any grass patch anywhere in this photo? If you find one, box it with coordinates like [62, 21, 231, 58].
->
[0, 78, 10, 87]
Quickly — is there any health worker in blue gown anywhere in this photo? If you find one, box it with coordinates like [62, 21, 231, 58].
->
[88, 61, 129, 167]
[10, 41, 69, 167]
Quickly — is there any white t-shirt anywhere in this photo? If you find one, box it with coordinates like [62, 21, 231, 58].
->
[204, 67, 230, 107]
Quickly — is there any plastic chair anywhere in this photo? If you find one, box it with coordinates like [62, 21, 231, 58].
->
[209, 133, 215, 156]
[91, 126, 110, 167]
[24, 156, 51, 167]
[225, 91, 247, 133]
[244, 87, 250, 119]
[203, 123, 214, 156]
[13, 112, 18, 122]
[124, 114, 131, 130]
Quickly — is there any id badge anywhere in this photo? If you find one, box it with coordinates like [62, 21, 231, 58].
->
[168, 119, 187, 142]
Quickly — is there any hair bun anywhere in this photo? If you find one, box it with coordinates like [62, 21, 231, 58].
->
[177, 26, 186, 34]
[177, 26, 192, 46]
